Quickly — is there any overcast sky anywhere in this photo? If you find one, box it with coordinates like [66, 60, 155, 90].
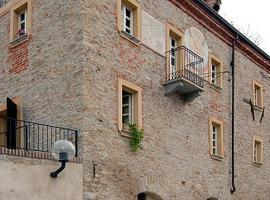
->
[219, 0, 270, 55]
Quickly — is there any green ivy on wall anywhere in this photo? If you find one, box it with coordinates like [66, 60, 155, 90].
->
[128, 123, 144, 152]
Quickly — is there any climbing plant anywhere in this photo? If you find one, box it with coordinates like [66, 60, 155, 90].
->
[128, 123, 144, 152]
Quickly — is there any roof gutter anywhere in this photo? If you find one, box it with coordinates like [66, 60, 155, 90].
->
[193, 0, 270, 61]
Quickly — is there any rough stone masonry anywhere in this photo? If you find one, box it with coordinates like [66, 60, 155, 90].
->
[0, 0, 270, 199]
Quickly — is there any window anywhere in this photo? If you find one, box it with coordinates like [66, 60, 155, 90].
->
[169, 36, 178, 79]
[122, 4, 133, 35]
[18, 10, 26, 36]
[252, 136, 263, 165]
[209, 54, 223, 89]
[138, 193, 146, 200]
[118, 78, 142, 132]
[10, 0, 32, 41]
[253, 80, 263, 109]
[117, 0, 141, 42]
[166, 24, 183, 80]
[209, 117, 224, 159]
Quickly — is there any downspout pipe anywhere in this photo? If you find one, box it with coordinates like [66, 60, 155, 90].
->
[230, 35, 238, 194]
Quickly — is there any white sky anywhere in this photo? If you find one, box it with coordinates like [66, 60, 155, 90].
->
[219, 0, 270, 55]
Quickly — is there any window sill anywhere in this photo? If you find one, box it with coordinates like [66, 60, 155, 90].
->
[210, 83, 222, 92]
[9, 34, 29, 48]
[211, 154, 223, 161]
[120, 30, 141, 46]
[252, 162, 263, 167]
[119, 129, 133, 139]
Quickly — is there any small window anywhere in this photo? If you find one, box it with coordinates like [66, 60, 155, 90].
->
[18, 10, 27, 36]
[117, 0, 141, 42]
[137, 193, 146, 200]
[166, 24, 183, 80]
[118, 78, 142, 132]
[10, 0, 32, 41]
[209, 117, 224, 159]
[209, 54, 223, 89]
[253, 136, 263, 165]
[253, 80, 263, 109]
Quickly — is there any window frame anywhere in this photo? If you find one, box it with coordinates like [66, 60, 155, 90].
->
[252, 80, 263, 109]
[117, 0, 141, 43]
[122, 4, 134, 36]
[118, 78, 142, 132]
[166, 24, 184, 79]
[252, 136, 263, 166]
[209, 117, 224, 160]
[208, 53, 223, 89]
[10, 0, 32, 42]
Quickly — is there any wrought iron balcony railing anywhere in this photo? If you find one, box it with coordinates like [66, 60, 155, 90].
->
[0, 118, 78, 157]
[0, 0, 9, 8]
[165, 46, 205, 88]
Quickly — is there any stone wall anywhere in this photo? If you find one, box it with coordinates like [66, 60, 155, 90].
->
[80, 0, 270, 199]
[0, 0, 269, 200]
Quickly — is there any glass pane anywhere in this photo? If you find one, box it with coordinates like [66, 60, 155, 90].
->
[213, 148, 216, 154]
[212, 64, 216, 72]
[20, 23, 25, 30]
[125, 28, 130, 34]
[123, 96, 129, 104]
[122, 106, 129, 114]
[171, 58, 175, 66]
[20, 12, 25, 21]
[171, 49, 175, 57]
[126, 19, 130, 28]
[123, 116, 129, 124]
[126, 8, 131, 18]
[122, 91, 129, 95]
[171, 38, 175, 47]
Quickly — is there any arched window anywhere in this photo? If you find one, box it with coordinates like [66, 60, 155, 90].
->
[137, 192, 163, 200]
[138, 193, 146, 200]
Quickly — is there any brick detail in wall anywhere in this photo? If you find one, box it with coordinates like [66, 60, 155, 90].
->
[7, 40, 29, 74]
[0, 147, 83, 163]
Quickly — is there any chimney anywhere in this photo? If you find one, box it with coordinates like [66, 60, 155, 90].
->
[204, 0, 222, 12]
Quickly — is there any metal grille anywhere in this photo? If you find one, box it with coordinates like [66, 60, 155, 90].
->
[166, 46, 205, 88]
[0, 118, 78, 157]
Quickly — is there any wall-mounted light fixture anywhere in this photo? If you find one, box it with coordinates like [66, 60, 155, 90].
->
[50, 140, 75, 178]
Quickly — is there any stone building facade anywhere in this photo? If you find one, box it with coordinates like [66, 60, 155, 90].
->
[0, 0, 270, 200]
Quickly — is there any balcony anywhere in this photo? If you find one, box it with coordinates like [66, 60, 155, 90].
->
[0, 117, 78, 157]
[163, 46, 205, 102]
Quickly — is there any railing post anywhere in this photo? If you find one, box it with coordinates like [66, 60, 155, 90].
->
[75, 130, 78, 157]
[24, 122, 28, 151]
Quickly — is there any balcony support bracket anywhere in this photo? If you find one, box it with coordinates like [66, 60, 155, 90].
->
[164, 80, 184, 96]
[183, 91, 201, 102]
